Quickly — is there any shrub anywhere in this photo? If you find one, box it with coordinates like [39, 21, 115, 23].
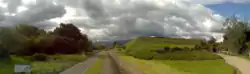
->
[172, 47, 183, 51]
[153, 51, 222, 60]
[164, 46, 170, 52]
[155, 48, 166, 54]
[51, 54, 86, 62]
[130, 49, 155, 60]
[183, 47, 190, 51]
[32, 53, 48, 61]
[0, 48, 10, 60]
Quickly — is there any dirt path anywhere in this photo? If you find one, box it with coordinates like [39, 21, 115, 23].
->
[100, 51, 121, 74]
[107, 50, 145, 74]
[60, 55, 98, 74]
[217, 54, 250, 74]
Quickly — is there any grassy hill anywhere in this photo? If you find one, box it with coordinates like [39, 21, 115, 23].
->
[122, 36, 222, 60]
[125, 36, 201, 52]
[118, 37, 234, 74]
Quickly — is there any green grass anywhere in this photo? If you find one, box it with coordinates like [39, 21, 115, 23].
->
[31, 61, 73, 73]
[125, 37, 201, 56]
[31, 54, 87, 73]
[84, 57, 103, 74]
[120, 55, 189, 74]
[126, 37, 201, 50]
[0, 56, 30, 74]
[120, 55, 234, 74]
[123, 36, 221, 60]
[162, 60, 234, 74]
[0, 54, 87, 74]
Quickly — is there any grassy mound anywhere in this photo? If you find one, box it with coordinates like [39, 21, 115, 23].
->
[126, 37, 201, 50]
[124, 37, 221, 60]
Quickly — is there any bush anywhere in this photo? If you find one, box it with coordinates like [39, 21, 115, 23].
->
[129, 49, 155, 60]
[154, 51, 222, 60]
[171, 47, 183, 52]
[51, 54, 86, 62]
[155, 48, 166, 54]
[0, 49, 10, 60]
[164, 47, 170, 52]
[32, 53, 48, 61]
[125, 49, 222, 60]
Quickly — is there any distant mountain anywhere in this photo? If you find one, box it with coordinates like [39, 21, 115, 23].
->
[93, 39, 131, 47]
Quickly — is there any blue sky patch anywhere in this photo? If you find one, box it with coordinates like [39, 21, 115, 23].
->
[206, 3, 250, 20]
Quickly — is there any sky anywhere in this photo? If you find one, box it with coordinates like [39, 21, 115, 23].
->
[206, 3, 250, 20]
[0, 0, 249, 42]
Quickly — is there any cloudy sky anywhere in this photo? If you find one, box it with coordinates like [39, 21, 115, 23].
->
[0, 0, 249, 42]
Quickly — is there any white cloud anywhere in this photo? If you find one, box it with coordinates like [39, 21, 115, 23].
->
[0, 0, 226, 41]
[183, 0, 250, 5]
[0, 0, 66, 27]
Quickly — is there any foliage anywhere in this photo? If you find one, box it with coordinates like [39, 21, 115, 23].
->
[0, 23, 92, 73]
[128, 49, 155, 60]
[32, 53, 48, 61]
[123, 37, 221, 60]
[0, 23, 93, 56]
[48, 23, 91, 54]
[95, 44, 106, 50]
[154, 51, 222, 60]
[51, 54, 86, 62]
[113, 41, 118, 48]
[0, 47, 10, 60]
[125, 47, 221, 60]
[0, 28, 27, 57]
[222, 16, 250, 54]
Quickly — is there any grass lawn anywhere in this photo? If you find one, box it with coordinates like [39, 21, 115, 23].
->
[84, 57, 103, 74]
[0, 56, 30, 74]
[120, 55, 234, 74]
[31, 54, 87, 73]
[120, 55, 189, 74]
[161, 60, 234, 74]
[0, 54, 87, 74]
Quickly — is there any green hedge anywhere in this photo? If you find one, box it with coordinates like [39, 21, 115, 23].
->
[126, 50, 222, 60]
[154, 51, 222, 60]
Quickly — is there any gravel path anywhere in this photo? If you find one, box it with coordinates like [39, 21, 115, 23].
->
[60, 55, 98, 74]
[218, 54, 250, 74]
[108, 50, 145, 74]
[101, 51, 121, 74]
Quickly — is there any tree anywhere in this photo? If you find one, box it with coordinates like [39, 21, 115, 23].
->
[53, 23, 83, 40]
[208, 36, 216, 44]
[0, 28, 27, 57]
[14, 25, 47, 55]
[113, 41, 118, 48]
[222, 16, 249, 54]
[95, 44, 106, 50]
[16, 25, 46, 37]
[46, 23, 92, 54]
